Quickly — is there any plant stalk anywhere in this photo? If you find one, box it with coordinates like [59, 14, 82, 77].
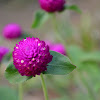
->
[40, 73, 49, 100]
[52, 14, 66, 46]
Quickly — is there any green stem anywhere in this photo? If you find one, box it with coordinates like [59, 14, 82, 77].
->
[40, 73, 49, 100]
[52, 14, 66, 46]
[18, 84, 23, 100]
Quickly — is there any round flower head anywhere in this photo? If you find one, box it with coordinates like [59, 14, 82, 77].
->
[39, 0, 66, 12]
[13, 37, 53, 77]
[0, 46, 9, 62]
[2, 23, 22, 39]
[51, 44, 66, 55]
[45, 41, 66, 55]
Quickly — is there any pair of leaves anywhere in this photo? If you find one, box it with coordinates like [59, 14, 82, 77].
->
[32, 5, 81, 28]
[5, 51, 76, 84]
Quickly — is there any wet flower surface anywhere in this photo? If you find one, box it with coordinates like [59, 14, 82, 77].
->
[2, 23, 22, 39]
[13, 37, 53, 77]
[0, 47, 9, 62]
[39, 0, 66, 12]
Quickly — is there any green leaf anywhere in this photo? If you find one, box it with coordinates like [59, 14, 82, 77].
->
[0, 86, 17, 100]
[67, 45, 85, 65]
[81, 51, 100, 63]
[44, 51, 76, 75]
[64, 5, 82, 13]
[5, 62, 32, 84]
[67, 45, 100, 63]
[32, 10, 51, 28]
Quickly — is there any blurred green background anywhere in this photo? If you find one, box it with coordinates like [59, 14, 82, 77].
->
[0, 0, 100, 100]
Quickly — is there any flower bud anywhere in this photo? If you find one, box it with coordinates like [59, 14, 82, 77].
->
[2, 24, 22, 39]
[39, 0, 66, 12]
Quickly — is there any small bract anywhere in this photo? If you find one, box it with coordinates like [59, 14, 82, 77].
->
[2, 23, 22, 39]
[13, 37, 53, 77]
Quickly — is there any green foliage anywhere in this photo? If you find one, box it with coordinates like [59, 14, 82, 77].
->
[0, 86, 17, 100]
[44, 51, 76, 75]
[67, 45, 100, 65]
[5, 51, 76, 84]
[80, 51, 100, 63]
[67, 45, 85, 65]
[32, 10, 51, 28]
[67, 45, 100, 97]
[5, 62, 32, 84]
[64, 5, 82, 13]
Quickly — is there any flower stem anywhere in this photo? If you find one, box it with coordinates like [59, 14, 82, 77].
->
[52, 14, 66, 46]
[18, 84, 23, 100]
[40, 73, 49, 100]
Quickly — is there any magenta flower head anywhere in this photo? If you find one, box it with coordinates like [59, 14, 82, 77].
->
[2, 24, 22, 39]
[0, 46, 9, 62]
[39, 0, 66, 12]
[13, 37, 53, 77]
[51, 44, 66, 55]
[45, 41, 66, 55]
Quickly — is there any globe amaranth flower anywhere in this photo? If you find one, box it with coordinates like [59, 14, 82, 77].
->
[45, 41, 66, 55]
[0, 46, 9, 62]
[13, 37, 53, 77]
[2, 23, 22, 39]
[51, 44, 66, 55]
[39, 0, 66, 12]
